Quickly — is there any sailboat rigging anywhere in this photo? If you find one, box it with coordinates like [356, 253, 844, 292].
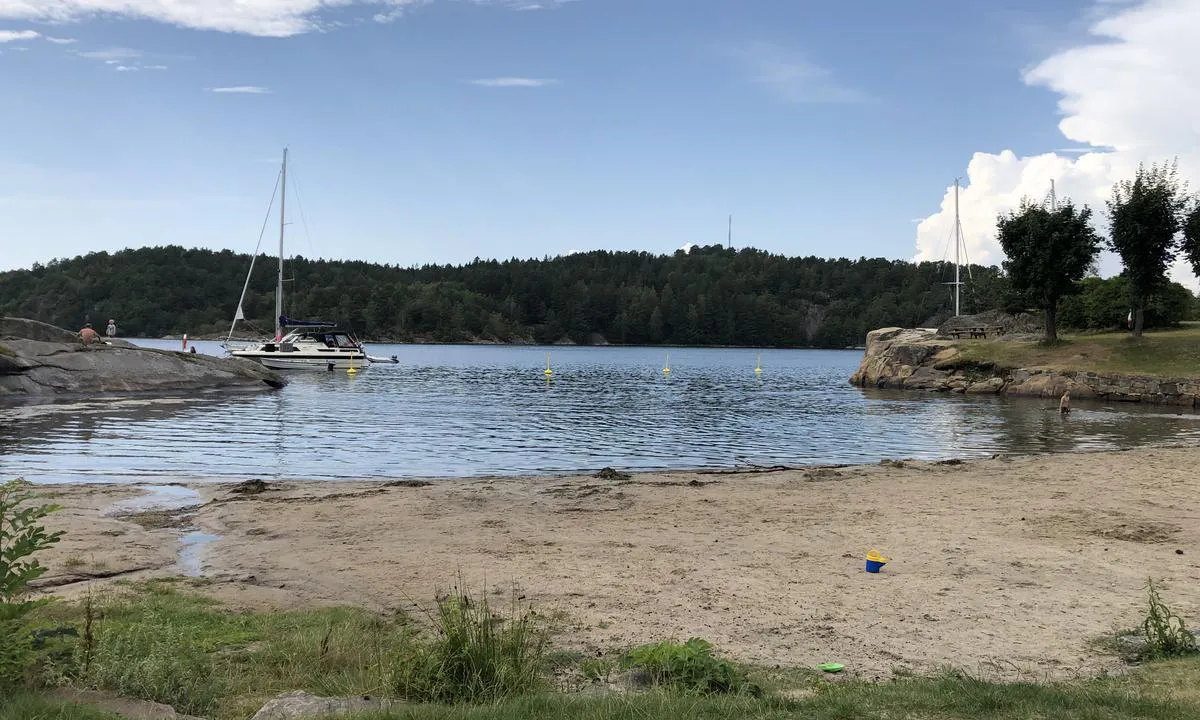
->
[224, 148, 398, 369]
[942, 178, 972, 317]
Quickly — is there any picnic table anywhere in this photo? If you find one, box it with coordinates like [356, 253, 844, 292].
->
[946, 325, 1005, 339]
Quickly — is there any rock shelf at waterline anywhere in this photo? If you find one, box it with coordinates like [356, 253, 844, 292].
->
[1, 317, 285, 396]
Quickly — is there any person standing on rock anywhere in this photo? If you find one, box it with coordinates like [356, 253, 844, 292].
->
[1059, 390, 1071, 415]
[79, 323, 101, 346]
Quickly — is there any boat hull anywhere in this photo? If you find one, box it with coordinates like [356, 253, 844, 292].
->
[231, 351, 368, 371]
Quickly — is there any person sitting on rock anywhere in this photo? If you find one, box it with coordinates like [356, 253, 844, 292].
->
[1059, 390, 1071, 415]
[79, 323, 101, 346]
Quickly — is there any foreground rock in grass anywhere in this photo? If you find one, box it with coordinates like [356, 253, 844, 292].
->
[850, 326, 1200, 406]
[0, 316, 285, 396]
[250, 691, 402, 720]
[47, 689, 206, 720]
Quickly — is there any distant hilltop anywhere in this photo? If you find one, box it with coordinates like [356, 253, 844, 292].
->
[0, 245, 1010, 349]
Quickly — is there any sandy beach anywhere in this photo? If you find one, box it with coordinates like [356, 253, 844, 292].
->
[29, 445, 1200, 681]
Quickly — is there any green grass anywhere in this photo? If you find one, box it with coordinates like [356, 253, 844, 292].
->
[338, 664, 1200, 719]
[343, 663, 1200, 719]
[31, 579, 405, 719]
[391, 584, 547, 704]
[0, 693, 119, 720]
[946, 323, 1200, 378]
[15, 580, 1200, 720]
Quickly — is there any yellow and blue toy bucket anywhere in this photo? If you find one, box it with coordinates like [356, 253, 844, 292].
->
[865, 549, 889, 573]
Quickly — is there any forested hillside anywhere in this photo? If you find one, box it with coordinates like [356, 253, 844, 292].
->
[0, 244, 1065, 347]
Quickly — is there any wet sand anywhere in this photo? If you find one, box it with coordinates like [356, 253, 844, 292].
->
[31, 445, 1200, 680]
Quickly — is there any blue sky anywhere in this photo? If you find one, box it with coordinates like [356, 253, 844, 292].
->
[0, 0, 1179, 274]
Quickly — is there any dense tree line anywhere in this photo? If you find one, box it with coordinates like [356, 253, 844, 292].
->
[1057, 276, 1195, 331]
[0, 245, 1018, 348]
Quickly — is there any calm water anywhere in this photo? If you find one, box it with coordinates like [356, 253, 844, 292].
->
[2, 341, 1199, 484]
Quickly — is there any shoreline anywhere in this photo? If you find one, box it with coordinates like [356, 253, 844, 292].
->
[16, 435, 1200, 486]
[150, 336, 867, 351]
[31, 444, 1200, 682]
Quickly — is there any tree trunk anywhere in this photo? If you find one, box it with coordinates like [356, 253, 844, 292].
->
[1133, 305, 1145, 337]
[1044, 304, 1058, 343]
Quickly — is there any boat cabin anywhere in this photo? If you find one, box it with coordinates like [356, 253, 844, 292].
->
[260, 329, 363, 353]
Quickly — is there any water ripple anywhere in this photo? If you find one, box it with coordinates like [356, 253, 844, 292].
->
[1, 341, 1198, 484]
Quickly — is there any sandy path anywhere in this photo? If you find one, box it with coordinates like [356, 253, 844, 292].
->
[33, 446, 1200, 681]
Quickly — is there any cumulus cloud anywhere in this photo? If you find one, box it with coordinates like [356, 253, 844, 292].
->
[915, 0, 1200, 290]
[0, 0, 571, 37]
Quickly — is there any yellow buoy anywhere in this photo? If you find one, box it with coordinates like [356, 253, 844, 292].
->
[663, 351, 671, 376]
[754, 353, 763, 376]
[544, 352, 553, 377]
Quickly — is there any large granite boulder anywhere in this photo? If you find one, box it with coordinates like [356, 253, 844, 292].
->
[849, 327, 957, 389]
[1, 316, 79, 343]
[0, 317, 285, 396]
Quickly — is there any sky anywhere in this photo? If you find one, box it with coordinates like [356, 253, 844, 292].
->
[0, 0, 1198, 289]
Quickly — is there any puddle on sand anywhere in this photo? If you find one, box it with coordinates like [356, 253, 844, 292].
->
[105, 485, 202, 515]
[178, 532, 219, 577]
[103, 485, 220, 578]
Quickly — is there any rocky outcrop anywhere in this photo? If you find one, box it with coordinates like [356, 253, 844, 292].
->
[848, 328, 957, 389]
[849, 326, 1200, 407]
[47, 688, 205, 719]
[250, 691, 402, 719]
[1, 317, 285, 396]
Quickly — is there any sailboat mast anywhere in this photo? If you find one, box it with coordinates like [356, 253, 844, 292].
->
[276, 148, 287, 340]
[953, 177, 961, 317]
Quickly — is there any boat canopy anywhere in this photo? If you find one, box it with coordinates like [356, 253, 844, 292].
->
[280, 315, 337, 328]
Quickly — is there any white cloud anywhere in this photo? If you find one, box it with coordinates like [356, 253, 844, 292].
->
[0, 0, 568, 37]
[915, 0, 1200, 291]
[469, 76, 557, 87]
[77, 47, 141, 61]
[143, 64, 168, 70]
[730, 41, 867, 105]
[208, 85, 272, 93]
[45, 36, 77, 44]
[0, 29, 38, 42]
[114, 64, 137, 71]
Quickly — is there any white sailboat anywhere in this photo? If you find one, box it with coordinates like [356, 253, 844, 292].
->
[224, 148, 397, 370]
